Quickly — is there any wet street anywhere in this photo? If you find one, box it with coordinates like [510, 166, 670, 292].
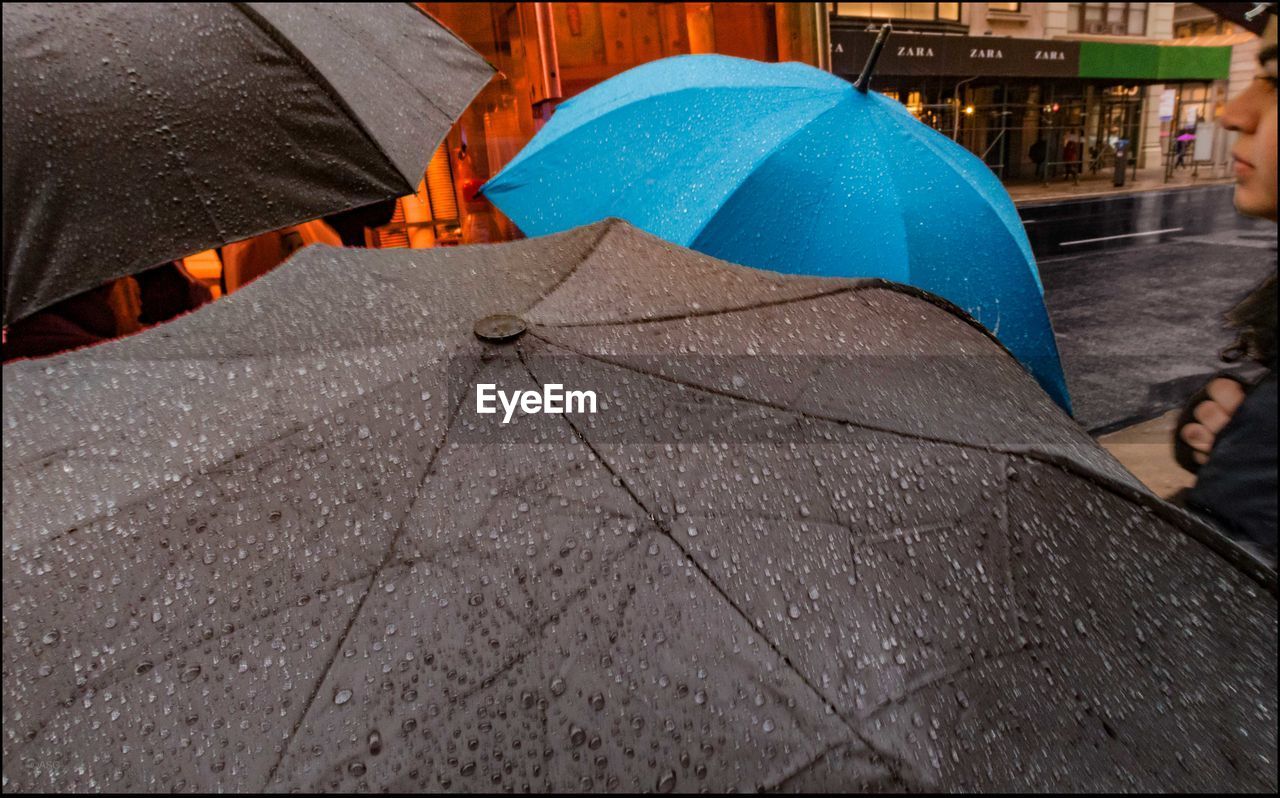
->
[1021, 184, 1277, 432]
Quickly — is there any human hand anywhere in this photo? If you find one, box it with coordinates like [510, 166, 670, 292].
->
[1179, 378, 1248, 466]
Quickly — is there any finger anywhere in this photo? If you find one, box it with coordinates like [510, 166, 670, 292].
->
[1194, 450, 1209, 466]
[1193, 399, 1233, 434]
[1180, 421, 1216, 454]
[1206, 378, 1247, 414]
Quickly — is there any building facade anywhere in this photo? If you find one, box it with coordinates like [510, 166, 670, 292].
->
[829, 2, 1245, 182]
[369, 3, 1254, 251]
[390, 3, 827, 247]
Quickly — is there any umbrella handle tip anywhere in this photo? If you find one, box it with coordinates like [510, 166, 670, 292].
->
[853, 23, 892, 93]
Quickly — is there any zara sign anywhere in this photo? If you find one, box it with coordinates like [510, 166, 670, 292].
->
[832, 30, 1080, 78]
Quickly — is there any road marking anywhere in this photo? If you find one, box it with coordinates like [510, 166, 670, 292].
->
[1058, 227, 1184, 247]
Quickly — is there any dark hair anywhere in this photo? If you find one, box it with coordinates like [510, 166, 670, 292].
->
[1221, 274, 1278, 368]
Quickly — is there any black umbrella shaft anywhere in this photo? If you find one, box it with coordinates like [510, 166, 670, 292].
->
[854, 23, 892, 93]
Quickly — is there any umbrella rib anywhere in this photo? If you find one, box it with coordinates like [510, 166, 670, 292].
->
[857, 645, 1032, 724]
[684, 98, 851, 251]
[9, 343, 458, 549]
[525, 326, 1013, 454]
[766, 740, 910, 791]
[534, 218, 623, 307]
[999, 463, 1024, 645]
[517, 347, 917, 787]
[235, 4, 414, 190]
[854, 471, 1026, 725]
[524, 331, 1278, 594]
[261, 355, 486, 789]
[534, 277, 1019, 366]
[493, 84, 835, 183]
[537, 284, 857, 329]
[99, 32, 230, 258]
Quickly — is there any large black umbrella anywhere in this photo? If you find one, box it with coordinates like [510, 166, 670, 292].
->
[1, 2, 492, 325]
[2, 220, 1275, 791]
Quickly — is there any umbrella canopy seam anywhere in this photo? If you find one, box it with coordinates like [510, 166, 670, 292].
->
[98, 30, 233, 258]
[518, 346, 920, 789]
[10, 567, 378, 756]
[880, 104, 1040, 290]
[4, 357, 440, 549]
[683, 97, 849, 251]
[770, 740, 889, 791]
[234, 3, 414, 191]
[535, 278, 1022, 371]
[492, 84, 837, 181]
[863, 95, 914, 283]
[526, 330, 1277, 594]
[525, 217, 620, 305]
[260, 354, 486, 788]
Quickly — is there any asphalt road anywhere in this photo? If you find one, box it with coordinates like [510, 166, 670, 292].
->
[1022, 184, 1277, 432]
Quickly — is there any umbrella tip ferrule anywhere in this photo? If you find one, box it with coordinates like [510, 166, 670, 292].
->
[854, 23, 892, 94]
[474, 314, 528, 343]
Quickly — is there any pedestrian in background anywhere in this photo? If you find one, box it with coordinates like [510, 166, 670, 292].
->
[1062, 132, 1079, 180]
[1176, 12, 1277, 563]
[1029, 137, 1048, 184]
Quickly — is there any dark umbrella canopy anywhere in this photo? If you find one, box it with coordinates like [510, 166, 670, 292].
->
[1, 2, 492, 325]
[2, 220, 1275, 792]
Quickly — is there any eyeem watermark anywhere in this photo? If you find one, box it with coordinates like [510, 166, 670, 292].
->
[476, 383, 598, 424]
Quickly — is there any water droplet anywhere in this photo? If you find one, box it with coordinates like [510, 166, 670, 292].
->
[656, 770, 677, 793]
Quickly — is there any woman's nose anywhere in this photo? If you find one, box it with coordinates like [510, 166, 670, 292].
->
[1220, 84, 1260, 132]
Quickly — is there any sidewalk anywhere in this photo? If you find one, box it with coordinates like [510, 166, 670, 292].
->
[1098, 409, 1196, 499]
[1007, 167, 1233, 206]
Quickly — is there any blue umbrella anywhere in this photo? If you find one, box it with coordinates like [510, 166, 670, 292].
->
[483, 52, 1072, 413]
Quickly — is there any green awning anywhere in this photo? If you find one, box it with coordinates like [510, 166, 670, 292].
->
[1078, 41, 1231, 81]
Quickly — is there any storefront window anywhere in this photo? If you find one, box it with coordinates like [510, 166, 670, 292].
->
[835, 4, 959, 22]
[1067, 3, 1147, 36]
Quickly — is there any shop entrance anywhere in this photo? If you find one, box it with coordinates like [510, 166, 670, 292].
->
[959, 81, 1089, 183]
[1161, 82, 1217, 180]
[1090, 86, 1143, 179]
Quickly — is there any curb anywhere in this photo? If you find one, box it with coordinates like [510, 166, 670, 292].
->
[1013, 178, 1234, 208]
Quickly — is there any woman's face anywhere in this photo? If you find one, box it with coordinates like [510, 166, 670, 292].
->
[1221, 44, 1278, 221]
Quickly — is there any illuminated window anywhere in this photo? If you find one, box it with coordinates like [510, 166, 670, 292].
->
[905, 90, 924, 116]
[370, 144, 460, 249]
[1173, 18, 1234, 38]
[1067, 3, 1147, 35]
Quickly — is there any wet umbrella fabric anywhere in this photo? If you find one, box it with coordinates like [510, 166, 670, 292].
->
[1, 2, 492, 325]
[2, 220, 1275, 792]
[482, 55, 1072, 413]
